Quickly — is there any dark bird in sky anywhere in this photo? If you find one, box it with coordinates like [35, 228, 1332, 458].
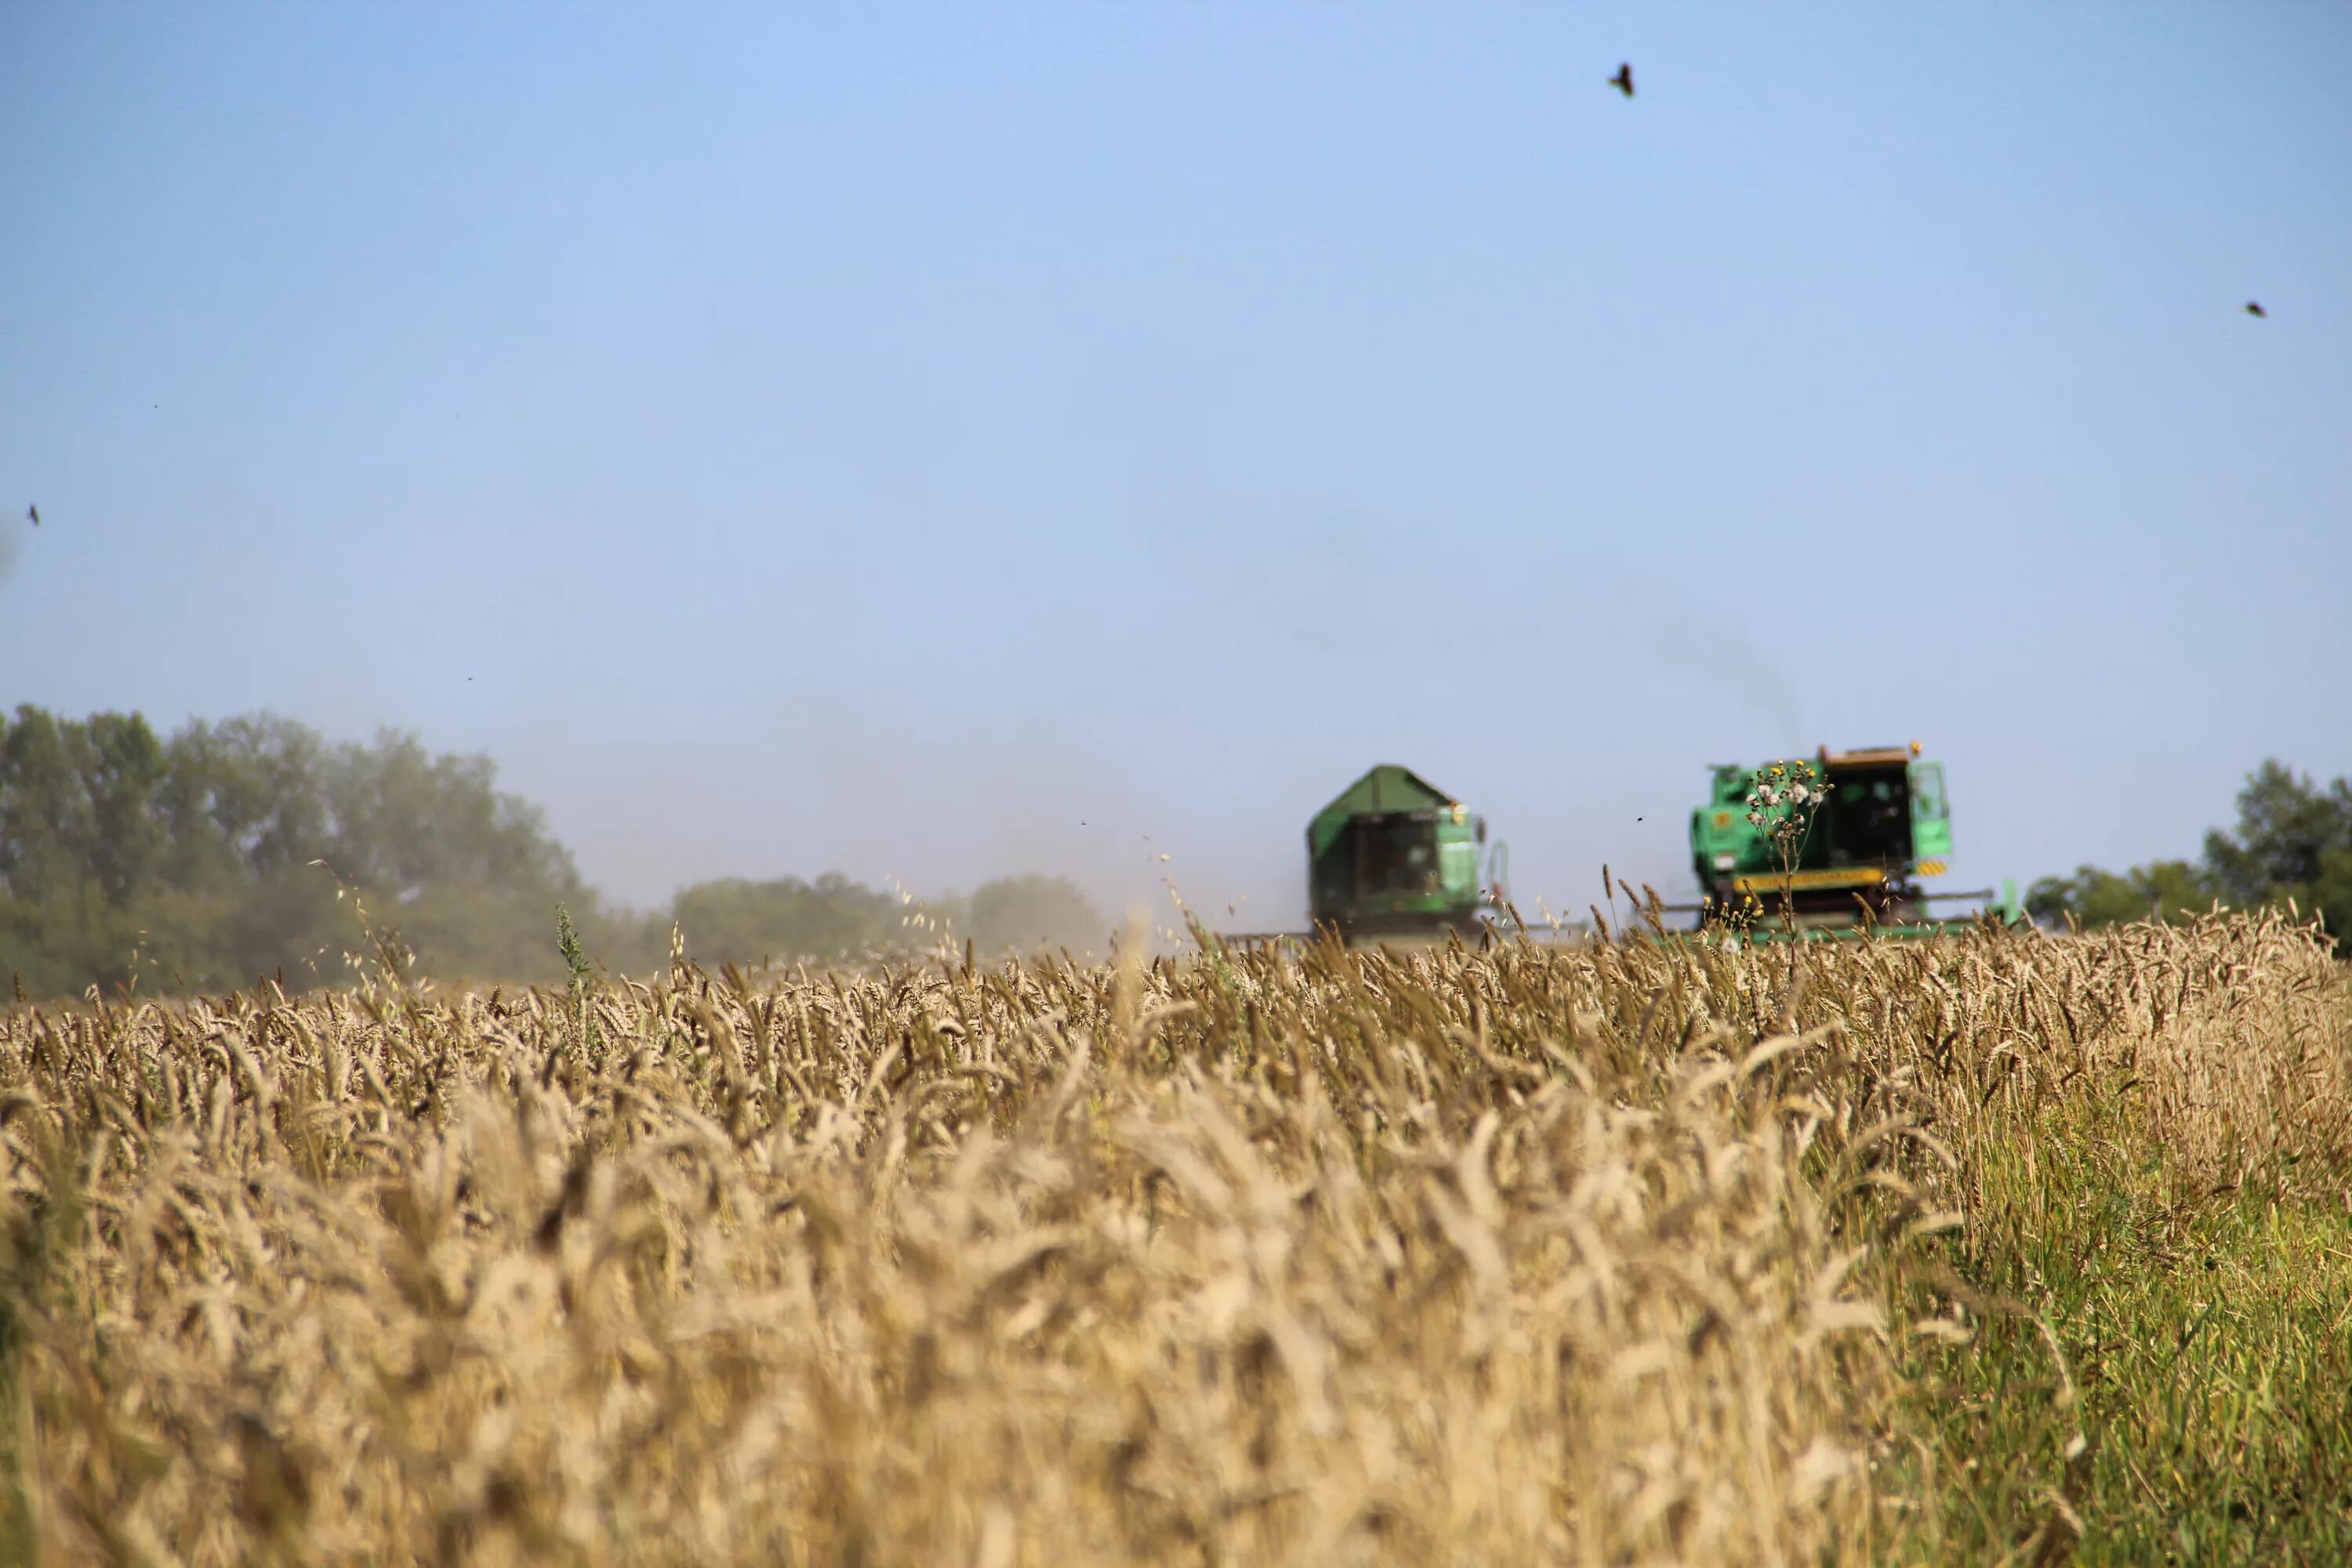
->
[24, 505, 35, 526]
[2244, 301, 2267, 318]
[1609, 63, 1635, 98]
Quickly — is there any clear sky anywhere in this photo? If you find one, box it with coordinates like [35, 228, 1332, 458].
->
[3, 3, 2347, 927]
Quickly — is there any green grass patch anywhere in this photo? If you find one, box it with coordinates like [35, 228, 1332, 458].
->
[1894, 1112, 2352, 1564]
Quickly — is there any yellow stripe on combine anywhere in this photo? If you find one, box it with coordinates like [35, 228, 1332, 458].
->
[1917, 860, 1947, 877]
[1729, 866, 1886, 895]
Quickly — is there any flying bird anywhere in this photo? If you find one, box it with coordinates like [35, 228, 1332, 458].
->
[1608, 63, 1635, 98]
[2244, 301, 2267, 318]
[24, 505, 36, 527]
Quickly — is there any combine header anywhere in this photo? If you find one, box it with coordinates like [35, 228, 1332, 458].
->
[1687, 742, 2020, 938]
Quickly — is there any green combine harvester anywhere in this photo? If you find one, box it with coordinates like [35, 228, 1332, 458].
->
[1305, 764, 1490, 942]
[1688, 742, 2020, 938]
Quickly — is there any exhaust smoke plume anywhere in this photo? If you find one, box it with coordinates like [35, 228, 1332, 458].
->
[1647, 619, 1807, 751]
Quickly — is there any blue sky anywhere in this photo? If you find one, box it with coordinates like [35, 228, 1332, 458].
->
[3, 3, 2347, 925]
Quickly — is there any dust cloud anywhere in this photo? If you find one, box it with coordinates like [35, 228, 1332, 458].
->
[540, 695, 1293, 949]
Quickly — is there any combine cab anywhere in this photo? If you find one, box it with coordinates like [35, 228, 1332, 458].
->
[1307, 764, 1489, 942]
[1689, 743, 2007, 935]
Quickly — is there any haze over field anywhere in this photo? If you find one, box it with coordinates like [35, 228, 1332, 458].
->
[3, 4, 2348, 926]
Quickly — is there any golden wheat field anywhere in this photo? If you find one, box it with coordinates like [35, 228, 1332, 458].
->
[0, 913, 2347, 1566]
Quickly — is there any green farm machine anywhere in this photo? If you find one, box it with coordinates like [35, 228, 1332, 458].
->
[1305, 764, 1492, 942]
[1229, 750, 2013, 955]
[1688, 742, 2020, 937]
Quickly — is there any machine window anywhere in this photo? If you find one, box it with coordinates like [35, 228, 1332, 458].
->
[1353, 815, 1442, 895]
[1825, 765, 1913, 868]
[1910, 762, 1948, 821]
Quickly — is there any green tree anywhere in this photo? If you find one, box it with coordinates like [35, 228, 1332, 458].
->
[668, 873, 906, 966]
[2030, 759, 2352, 953]
[2025, 860, 2217, 929]
[1, 706, 604, 998]
[0, 702, 1120, 998]
[0, 706, 96, 906]
[968, 875, 1105, 955]
[79, 712, 169, 904]
[321, 728, 582, 899]
[2203, 760, 2352, 916]
[153, 714, 333, 890]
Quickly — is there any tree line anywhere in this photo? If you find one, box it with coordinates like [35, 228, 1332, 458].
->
[0, 706, 1106, 1001]
[14, 706, 2332, 1001]
[2026, 759, 2351, 952]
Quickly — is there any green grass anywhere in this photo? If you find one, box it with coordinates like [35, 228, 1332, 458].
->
[1896, 1104, 2352, 1564]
